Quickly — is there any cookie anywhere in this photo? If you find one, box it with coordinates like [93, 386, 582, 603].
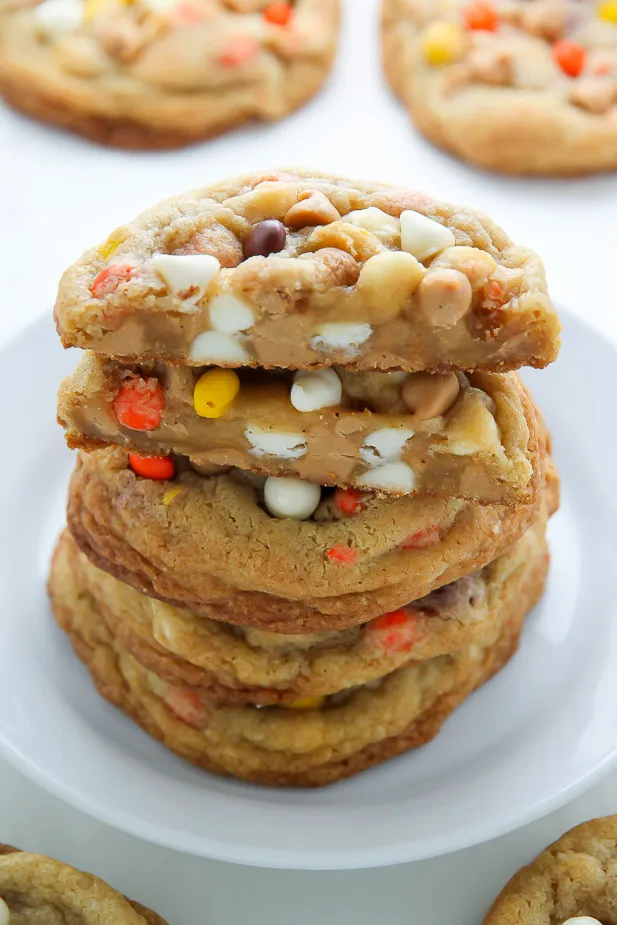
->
[0, 1, 338, 149]
[0, 845, 167, 925]
[66, 447, 555, 632]
[49, 527, 548, 786]
[382, 0, 617, 176]
[483, 816, 617, 925]
[51, 499, 550, 704]
[54, 169, 560, 373]
[58, 352, 540, 502]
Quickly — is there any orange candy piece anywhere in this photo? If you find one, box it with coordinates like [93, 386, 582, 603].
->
[463, 1, 499, 31]
[326, 544, 357, 564]
[218, 35, 260, 67]
[399, 526, 442, 550]
[553, 40, 587, 78]
[334, 487, 366, 516]
[165, 688, 204, 727]
[90, 263, 134, 299]
[129, 453, 176, 481]
[264, 2, 292, 25]
[114, 377, 165, 431]
[367, 609, 419, 653]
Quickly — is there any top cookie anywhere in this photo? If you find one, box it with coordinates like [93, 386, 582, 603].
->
[0, 845, 167, 925]
[484, 816, 617, 925]
[0, 0, 339, 149]
[54, 169, 560, 373]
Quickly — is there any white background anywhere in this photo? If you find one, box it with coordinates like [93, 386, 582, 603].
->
[1, 0, 617, 921]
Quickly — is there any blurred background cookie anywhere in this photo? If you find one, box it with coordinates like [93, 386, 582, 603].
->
[0, 0, 340, 148]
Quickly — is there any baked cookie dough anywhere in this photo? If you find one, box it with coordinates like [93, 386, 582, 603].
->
[54, 170, 560, 373]
[66, 446, 556, 632]
[0, 1, 339, 149]
[49, 526, 548, 786]
[0, 844, 167, 925]
[383, 0, 617, 175]
[59, 352, 541, 502]
[483, 816, 617, 925]
[51, 504, 549, 704]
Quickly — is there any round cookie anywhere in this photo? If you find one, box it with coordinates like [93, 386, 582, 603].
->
[54, 169, 560, 372]
[59, 356, 541, 503]
[483, 816, 617, 925]
[49, 530, 548, 786]
[0, 845, 167, 925]
[50, 502, 550, 704]
[0, 1, 339, 149]
[66, 446, 554, 632]
[382, 0, 617, 176]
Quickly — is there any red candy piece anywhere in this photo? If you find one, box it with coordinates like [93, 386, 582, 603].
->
[335, 487, 366, 516]
[483, 279, 506, 310]
[90, 264, 134, 299]
[553, 40, 587, 78]
[463, 1, 499, 31]
[264, 2, 293, 25]
[368, 609, 419, 653]
[129, 453, 176, 481]
[114, 377, 165, 431]
[399, 526, 442, 550]
[165, 688, 205, 727]
[218, 36, 260, 67]
[326, 544, 357, 564]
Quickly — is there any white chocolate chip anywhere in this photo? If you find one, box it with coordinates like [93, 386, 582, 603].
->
[290, 368, 342, 413]
[245, 427, 307, 459]
[34, 0, 82, 36]
[311, 323, 372, 356]
[360, 428, 414, 467]
[150, 254, 220, 303]
[356, 462, 415, 493]
[264, 476, 321, 520]
[562, 920, 602, 925]
[0, 898, 9, 925]
[400, 211, 455, 262]
[345, 207, 400, 239]
[209, 293, 254, 335]
[189, 331, 249, 364]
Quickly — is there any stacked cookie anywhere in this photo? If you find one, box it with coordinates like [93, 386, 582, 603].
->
[49, 169, 561, 786]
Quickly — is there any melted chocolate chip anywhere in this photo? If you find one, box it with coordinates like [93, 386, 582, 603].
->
[243, 220, 287, 259]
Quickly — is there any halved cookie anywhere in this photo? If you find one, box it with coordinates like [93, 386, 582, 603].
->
[54, 169, 560, 372]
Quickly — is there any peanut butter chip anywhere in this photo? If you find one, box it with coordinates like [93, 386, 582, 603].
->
[0, 898, 9, 925]
[416, 268, 472, 328]
[402, 373, 460, 421]
[284, 191, 341, 228]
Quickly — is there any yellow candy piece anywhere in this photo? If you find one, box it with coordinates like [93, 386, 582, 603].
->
[193, 368, 240, 419]
[421, 21, 466, 67]
[162, 486, 184, 505]
[598, 1, 617, 23]
[284, 696, 327, 711]
[99, 228, 128, 259]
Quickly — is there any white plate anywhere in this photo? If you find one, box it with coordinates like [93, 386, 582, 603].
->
[0, 311, 614, 871]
